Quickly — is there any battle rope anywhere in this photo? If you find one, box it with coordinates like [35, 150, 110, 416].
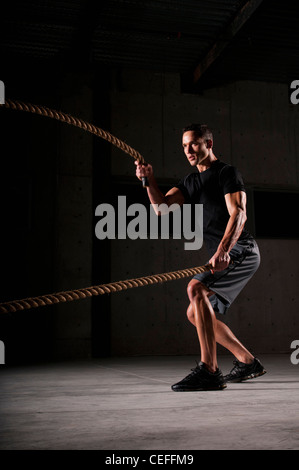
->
[0, 264, 212, 314]
[0, 99, 210, 314]
[1, 99, 145, 164]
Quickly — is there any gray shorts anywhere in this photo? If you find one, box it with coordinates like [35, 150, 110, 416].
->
[193, 239, 260, 315]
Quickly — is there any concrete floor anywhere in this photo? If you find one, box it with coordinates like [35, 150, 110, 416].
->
[0, 354, 298, 451]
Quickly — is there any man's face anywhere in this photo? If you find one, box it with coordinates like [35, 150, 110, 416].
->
[182, 131, 210, 166]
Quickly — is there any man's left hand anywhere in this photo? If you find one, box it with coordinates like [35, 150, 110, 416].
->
[209, 249, 231, 274]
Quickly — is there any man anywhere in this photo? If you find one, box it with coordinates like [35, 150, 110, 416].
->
[135, 124, 266, 391]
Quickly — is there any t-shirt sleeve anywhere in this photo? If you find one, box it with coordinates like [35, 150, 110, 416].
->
[219, 165, 246, 195]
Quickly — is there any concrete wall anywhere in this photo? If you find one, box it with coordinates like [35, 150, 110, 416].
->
[51, 72, 94, 359]
[107, 71, 299, 356]
[0, 69, 95, 363]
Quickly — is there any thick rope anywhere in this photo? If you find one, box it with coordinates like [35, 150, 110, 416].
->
[0, 99, 210, 315]
[1, 99, 145, 164]
[0, 264, 212, 314]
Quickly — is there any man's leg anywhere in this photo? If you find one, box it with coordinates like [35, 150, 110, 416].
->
[215, 320, 254, 363]
[187, 301, 254, 364]
[186, 296, 266, 382]
[186, 279, 218, 372]
[171, 279, 227, 391]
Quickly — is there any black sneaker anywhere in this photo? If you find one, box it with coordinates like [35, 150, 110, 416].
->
[171, 362, 227, 392]
[224, 357, 266, 383]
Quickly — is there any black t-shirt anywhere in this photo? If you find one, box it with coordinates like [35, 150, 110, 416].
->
[175, 160, 252, 255]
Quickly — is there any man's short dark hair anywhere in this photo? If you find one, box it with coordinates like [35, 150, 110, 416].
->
[182, 124, 213, 142]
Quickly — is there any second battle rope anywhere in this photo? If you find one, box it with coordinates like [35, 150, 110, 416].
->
[0, 264, 212, 314]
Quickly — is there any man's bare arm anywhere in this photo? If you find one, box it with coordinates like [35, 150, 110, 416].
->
[209, 191, 247, 272]
[135, 162, 185, 214]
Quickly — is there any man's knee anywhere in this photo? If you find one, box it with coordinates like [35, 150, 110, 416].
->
[187, 280, 210, 302]
[186, 303, 194, 323]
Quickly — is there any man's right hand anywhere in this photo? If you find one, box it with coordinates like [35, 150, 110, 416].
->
[135, 161, 154, 182]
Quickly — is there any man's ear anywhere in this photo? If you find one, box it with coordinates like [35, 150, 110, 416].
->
[206, 139, 213, 149]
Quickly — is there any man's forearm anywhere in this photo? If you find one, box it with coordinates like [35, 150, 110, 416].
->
[217, 209, 247, 254]
[135, 162, 185, 215]
[146, 176, 180, 215]
[146, 176, 167, 207]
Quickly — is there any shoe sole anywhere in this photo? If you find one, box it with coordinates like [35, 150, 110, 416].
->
[225, 369, 267, 383]
[171, 384, 227, 392]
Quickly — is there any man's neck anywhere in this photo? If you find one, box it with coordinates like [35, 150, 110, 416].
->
[197, 154, 218, 173]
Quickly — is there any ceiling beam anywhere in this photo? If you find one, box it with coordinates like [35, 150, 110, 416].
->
[193, 0, 264, 83]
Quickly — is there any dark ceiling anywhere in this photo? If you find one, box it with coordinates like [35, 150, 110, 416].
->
[2, 0, 299, 90]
